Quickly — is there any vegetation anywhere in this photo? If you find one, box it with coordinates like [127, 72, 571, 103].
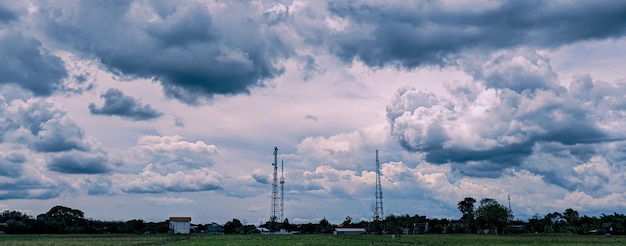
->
[1, 197, 625, 237]
[0, 234, 623, 246]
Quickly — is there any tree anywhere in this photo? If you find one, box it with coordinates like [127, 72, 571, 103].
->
[223, 218, 243, 234]
[45, 205, 86, 233]
[283, 217, 290, 229]
[0, 210, 33, 222]
[342, 216, 352, 226]
[318, 218, 332, 234]
[458, 197, 477, 233]
[562, 208, 580, 233]
[475, 198, 512, 235]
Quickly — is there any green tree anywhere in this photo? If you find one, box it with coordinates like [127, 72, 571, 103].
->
[317, 218, 332, 234]
[475, 198, 512, 235]
[223, 218, 243, 234]
[0, 210, 33, 222]
[562, 208, 580, 233]
[126, 219, 145, 234]
[342, 216, 352, 226]
[283, 217, 291, 231]
[457, 197, 476, 233]
[46, 205, 86, 233]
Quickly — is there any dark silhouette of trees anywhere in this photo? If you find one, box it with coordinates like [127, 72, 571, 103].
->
[223, 218, 243, 234]
[457, 197, 476, 233]
[45, 205, 86, 233]
[342, 216, 352, 227]
[475, 198, 512, 235]
[317, 217, 333, 234]
[1, 202, 626, 235]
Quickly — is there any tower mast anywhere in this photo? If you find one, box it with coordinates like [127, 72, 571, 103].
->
[374, 150, 384, 221]
[280, 160, 285, 222]
[270, 147, 279, 227]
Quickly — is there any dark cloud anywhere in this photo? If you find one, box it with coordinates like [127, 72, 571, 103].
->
[37, 1, 290, 104]
[47, 151, 111, 174]
[173, 116, 185, 127]
[252, 173, 270, 185]
[84, 177, 113, 195]
[89, 88, 163, 121]
[15, 99, 89, 152]
[164, 183, 221, 193]
[0, 31, 68, 96]
[122, 184, 221, 194]
[386, 51, 622, 178]
[0, 153, 26, 177]
[327, 1, 626, 68]
[0, 174, 61, 200]
[0, 190, 59, 200]
[305, 114, 318, 122]
[0, 4, 18, 23]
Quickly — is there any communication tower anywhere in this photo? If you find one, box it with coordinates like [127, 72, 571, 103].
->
[270, 147, 279, 225]
[280, 160, 285, 222]
[374, 150, 384, 221]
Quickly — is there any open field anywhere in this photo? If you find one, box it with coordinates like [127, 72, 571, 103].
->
[0, 234, 623, 246]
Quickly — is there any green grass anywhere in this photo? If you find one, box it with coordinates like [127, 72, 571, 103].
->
[0, 234, 622, 246]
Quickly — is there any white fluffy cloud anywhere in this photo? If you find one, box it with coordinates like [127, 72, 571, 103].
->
[387, 50, 624, 178]
[131, 135, 218, 172]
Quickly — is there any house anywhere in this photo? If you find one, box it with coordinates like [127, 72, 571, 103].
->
[334, 228, 366, 235]
[253, 227, 271, 234]
[169, 217, 192, 234]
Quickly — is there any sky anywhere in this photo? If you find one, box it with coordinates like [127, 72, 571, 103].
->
[1, 0, 626, 225]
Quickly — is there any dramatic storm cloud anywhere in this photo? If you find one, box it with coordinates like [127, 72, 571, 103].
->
[326, 1, 626, 68]
[47, 150, 111, 174]
[1, 0, 625, 224]
[0, 31, 67, 96]
[36, 1, 291, 104]
[89, 88, 163, 121]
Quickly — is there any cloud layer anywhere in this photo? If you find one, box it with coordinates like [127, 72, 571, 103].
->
[0, 0, 625, 224]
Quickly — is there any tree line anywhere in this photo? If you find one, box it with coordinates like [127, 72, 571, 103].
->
[1, 199, 625, 235]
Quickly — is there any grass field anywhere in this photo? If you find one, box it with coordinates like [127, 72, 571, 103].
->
[0, 233, 622, 246]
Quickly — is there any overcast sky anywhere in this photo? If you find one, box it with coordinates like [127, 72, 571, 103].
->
[1, 0, 626, 225]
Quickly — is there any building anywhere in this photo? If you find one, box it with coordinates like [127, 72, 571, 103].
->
[334, 228, 366, 235]
[169, 217, 192, 234]
[253, 227, 271, 234]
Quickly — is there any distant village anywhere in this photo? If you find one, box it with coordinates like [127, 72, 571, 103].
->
[1, 203, 625, 236]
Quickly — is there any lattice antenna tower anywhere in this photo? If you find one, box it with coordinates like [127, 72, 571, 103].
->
[374, 150, 384, 221]
[280, 160, 285, 222]
[270, 147, 279, 224]
[508, 194, 513, 221]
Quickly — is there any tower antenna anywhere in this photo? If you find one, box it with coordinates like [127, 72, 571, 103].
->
[270, 147, 279, 229]
[374, 150, 384, 222]
[280, 160, 285, 222]
[508, 194, 511, 212]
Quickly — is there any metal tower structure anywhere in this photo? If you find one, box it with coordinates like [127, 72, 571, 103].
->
[270, 147, 279, 224]
[374, 150, 384, 221]
[280, 160, 285, 222]
[508, 194, 511, 212]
